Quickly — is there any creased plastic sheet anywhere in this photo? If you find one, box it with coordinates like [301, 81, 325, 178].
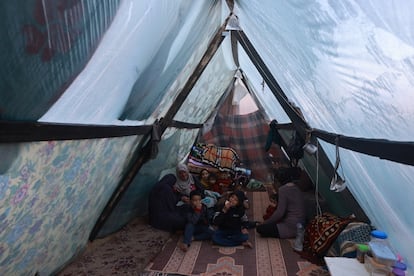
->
[236, 0, 414, 268]
[0, 0, 121, 121]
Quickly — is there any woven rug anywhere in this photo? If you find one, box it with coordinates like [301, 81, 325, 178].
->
[58, 217, 171, 276]
[144, 190, 330, 276]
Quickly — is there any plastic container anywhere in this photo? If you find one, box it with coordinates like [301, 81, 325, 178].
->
[392, 261, 407, 276]
[369, 230, 397, 267]
[393, 261, 407, 271]
[369, 240, 397, 267]
[235, 167, 251, 176]
[356, 244, 370, 263]
[392, 267, 405, 276]
[364, 254, 392, 275]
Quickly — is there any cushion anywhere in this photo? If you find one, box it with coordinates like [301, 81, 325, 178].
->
[328, 222, 371, 257]
[303, 212, 354, 256]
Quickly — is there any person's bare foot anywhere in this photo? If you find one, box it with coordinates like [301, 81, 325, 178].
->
[179, 243, 189, 252]
[242, 241, 253, 248]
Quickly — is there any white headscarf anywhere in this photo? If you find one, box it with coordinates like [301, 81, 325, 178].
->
[174, 163, 194, 196]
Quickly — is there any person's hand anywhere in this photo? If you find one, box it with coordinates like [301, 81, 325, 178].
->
[182, 196, 190, 203]
[222, 200, 231, 212]
[243, 199, 249, 209]
[241, 228, 249, 234]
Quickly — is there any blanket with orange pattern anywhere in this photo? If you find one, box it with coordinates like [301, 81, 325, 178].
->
[190, 143, 240, 173]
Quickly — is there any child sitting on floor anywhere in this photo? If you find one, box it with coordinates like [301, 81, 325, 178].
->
[263, 191, 278, 220]
[198, 169, 211, 190]
[207, 172, 220, 192]
[211, 191, 253, 248]
[179, 190, 214, 252]
[216, 171, 233, 194]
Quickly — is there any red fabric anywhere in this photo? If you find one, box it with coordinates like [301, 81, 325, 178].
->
[297, 212, 354, 265]
[263, 205, 276, 220]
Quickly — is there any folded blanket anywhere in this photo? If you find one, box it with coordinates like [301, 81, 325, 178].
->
[190, 143, 240, 172]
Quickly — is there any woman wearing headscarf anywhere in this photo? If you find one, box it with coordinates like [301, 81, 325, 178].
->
[173, 163, 204, 205]
[148, 163, 204, 233]
[148, 174, 186, 232]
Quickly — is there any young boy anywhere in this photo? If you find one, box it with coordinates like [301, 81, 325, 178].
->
[180, 190, 214, 252]
[211, 191, 253, 248]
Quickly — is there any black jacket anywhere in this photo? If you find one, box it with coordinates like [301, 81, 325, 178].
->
[213, 192, 249, 231]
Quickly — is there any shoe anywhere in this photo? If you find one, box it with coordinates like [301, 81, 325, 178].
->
[179, 243, 189, 252]
[248, 221, 260, 229]
[242, 241, 253, 249]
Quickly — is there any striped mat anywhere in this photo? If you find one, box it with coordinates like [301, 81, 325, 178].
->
[144, 190, 329, 276]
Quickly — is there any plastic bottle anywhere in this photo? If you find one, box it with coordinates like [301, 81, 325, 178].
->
[293, 223, 304, 251]
[356, 244, 369, 263]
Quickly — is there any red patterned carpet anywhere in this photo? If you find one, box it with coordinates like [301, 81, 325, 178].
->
[144, 191, 330, 276]
[59, 189, 329, 276]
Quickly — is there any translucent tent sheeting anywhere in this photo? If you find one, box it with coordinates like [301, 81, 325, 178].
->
[0, 0, 122, 121]
[1, 0, 414, 275]
[0, 1, 234, 275]
[236, 0, 414, 268]
[97, 26, 237, 237]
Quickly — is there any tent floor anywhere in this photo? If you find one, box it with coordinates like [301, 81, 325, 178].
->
[57, 216, 170, 275]
[58, 189, 331, 276]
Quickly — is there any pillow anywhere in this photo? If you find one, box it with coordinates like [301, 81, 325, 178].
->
[303, 212, 354, 256]
[329, 222, 372, 256]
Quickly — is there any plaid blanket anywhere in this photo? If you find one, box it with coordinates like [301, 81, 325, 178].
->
[201, 111, 276, 181]
[190, 143, 240, 172]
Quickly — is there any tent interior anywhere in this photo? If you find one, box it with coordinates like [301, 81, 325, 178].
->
[1, 0, 414, 275]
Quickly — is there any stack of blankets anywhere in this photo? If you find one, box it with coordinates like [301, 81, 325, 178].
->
[189, 143, 240, 173]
